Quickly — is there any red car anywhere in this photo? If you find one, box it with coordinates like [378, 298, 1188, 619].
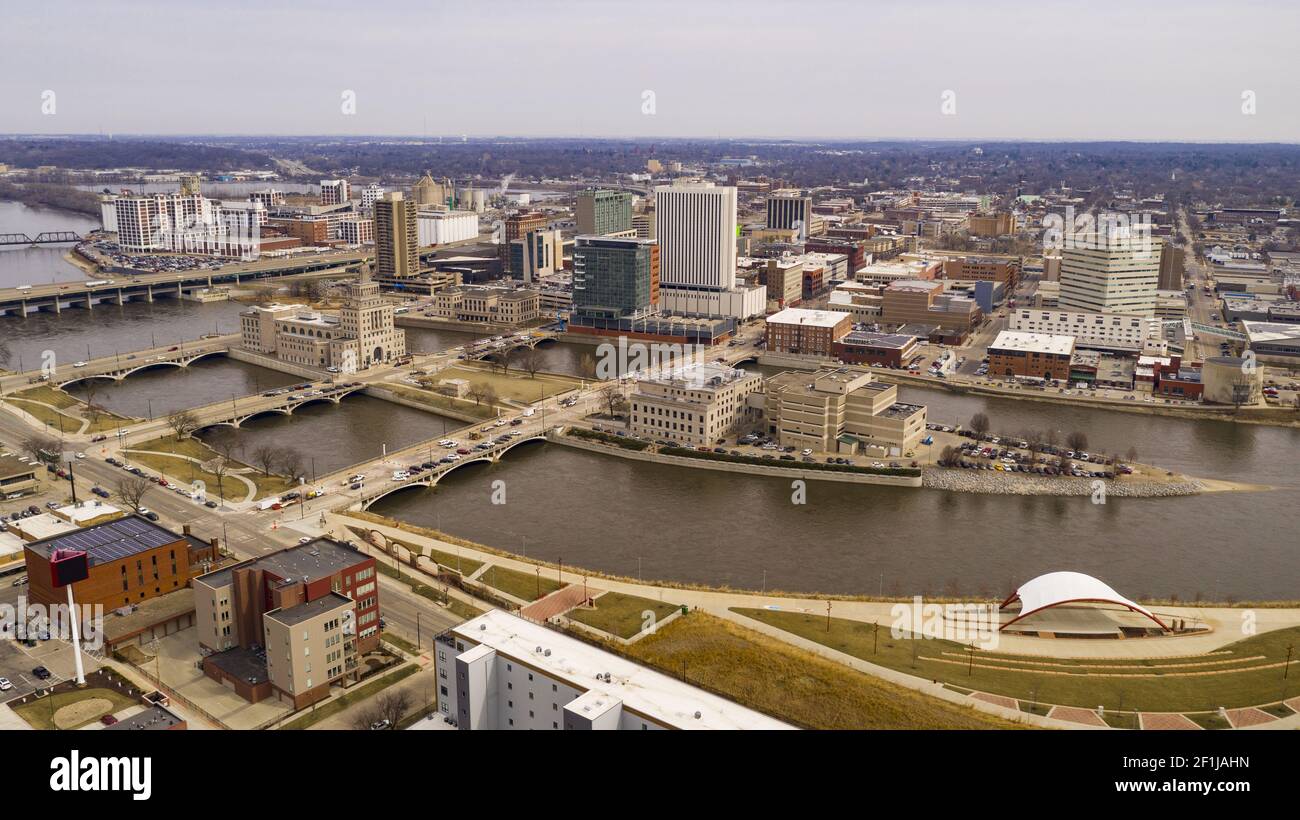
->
[100, 714, 118, 726]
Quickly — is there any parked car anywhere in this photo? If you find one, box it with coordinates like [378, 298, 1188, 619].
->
[31, 666, 51, 680]
[0, 677, 11, 691]
[100, 714, 119, 726]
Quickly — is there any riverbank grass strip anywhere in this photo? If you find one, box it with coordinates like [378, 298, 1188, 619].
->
[733, 608, 1300, 713]
[622, 612, 1023, 729]
[568, 592, 682, 639]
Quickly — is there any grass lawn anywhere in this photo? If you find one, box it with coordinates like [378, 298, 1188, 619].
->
[128, 435, 296, 500]
[732, 608, 1300, 713]
[381, 384, 496, 418]
[280, 663, 418, 730]
[12, 687, 140, 730]
[8, 385, 134, 433]
[477, 563, 564, 602]
[622, 612, 1024, 729]
[434, 362, 585, 404]
[1188, 712, 1231, 730]
[381, 633, 420, 655]
[568, 591, 682, 639]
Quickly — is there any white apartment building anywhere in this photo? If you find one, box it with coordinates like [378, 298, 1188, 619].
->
[1008, 308, 1162, 353]
[360, 183, 384, 210]
[1059, 231, 1162, 316]
[434, 610, 791, 730]
[417, 209, 478, 246]
[114, 192, 260, 260]
[630, 362, 763, 446]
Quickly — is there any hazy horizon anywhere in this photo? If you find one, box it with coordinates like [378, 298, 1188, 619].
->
[2, 0, 1297, 142]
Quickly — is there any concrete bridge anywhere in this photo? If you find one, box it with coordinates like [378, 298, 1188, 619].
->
[348, 431, 549, 510]
[56, 346, 234, 388]
[190, 382, 370, 430]
[462, 330, 560, 361]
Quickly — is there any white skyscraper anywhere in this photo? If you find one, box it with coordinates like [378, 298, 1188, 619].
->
[654, 180, 737, 290]
[1059, 228, 1162, 317]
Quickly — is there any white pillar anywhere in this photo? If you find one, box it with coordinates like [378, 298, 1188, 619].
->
[66, 585, 86, 686]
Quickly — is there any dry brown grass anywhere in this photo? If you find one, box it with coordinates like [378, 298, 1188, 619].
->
[622, 612, 1027, 730]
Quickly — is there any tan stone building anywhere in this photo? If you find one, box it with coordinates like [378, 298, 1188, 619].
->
[630, 363, 764, 446]
[764, 366, 927, 453]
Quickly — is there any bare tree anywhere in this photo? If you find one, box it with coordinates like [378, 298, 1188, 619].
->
[79, 379, 105, 425]
[202, 457, 231, 503]
[0, 339, 11, 370]
[1065, 431, 1089, 454]
[1125, 445, 1138, 464]
[1045, 428, 1060, 450]
[22, 434, 60, 464]
[466, 382, 489, 406]
[251, 444, 279, 476]
[519, 346, 544, 379]
[578, 352, 597, 379]
[968, 413, 990, 438]
[376, 688, 413, 728]
[598, 385, 626, 419]
[166, 409, 200, 440]
[116, 475, 152, 512]
[274, 447, 307, 482]
[350, 703, 384, 732]
[1024, 429, 1043, 453]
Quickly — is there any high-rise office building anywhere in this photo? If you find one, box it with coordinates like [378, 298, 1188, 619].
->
[766, 190, 814, 237]
[652, 181, 764, 320]
[1059, 230, 1162, 316]
[374, 191, 420, 278]
[320, 179, 352, 206]
[576, 189, 634, 236]
[655, 181, 736, 290]
[572, 235, 659, 320]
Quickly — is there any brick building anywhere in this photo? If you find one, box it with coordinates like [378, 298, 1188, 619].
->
[987, 330, 1076, 381]
[765, 307, 853, 356]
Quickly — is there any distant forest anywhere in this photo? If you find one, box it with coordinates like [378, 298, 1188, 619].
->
[1, 136, 1297, 209]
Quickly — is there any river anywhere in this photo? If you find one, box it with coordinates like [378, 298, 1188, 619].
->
[0, 200, 100, 288]
[369, 382, 1300, 601]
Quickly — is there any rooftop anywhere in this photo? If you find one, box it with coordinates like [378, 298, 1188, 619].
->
[195, 537, 367, 589]
[989, 330, 1076, 356]
[450, 610, 791, 730]
[25, 515, 183, 567]
[266, 591, 354, 627]
[838, 330, 916, 349]
[766, 307, 851, 328]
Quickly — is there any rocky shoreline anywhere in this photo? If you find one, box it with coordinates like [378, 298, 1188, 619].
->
[922, 467, 1205, 497]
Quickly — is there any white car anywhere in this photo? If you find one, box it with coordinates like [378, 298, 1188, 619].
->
[391, 471, 410, 481]
[438, 440, 455, 447]
[73, 361, 87, 368]
[0, 677, 10, 691]
[75, 452, 86, 459]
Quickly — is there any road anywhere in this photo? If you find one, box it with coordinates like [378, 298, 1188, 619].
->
[0, 408, 461, 657]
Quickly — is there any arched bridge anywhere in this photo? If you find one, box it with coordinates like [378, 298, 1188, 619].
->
[464, 331, 559, 361]
[58, 348, 230, 387]
[352, 432, 547, 510]
[0, 231, 82, 246]
[194, 383, 370, 430]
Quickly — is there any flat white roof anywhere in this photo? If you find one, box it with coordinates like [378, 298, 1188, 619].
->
[452, 610, 792, 730]
[990, 330, 1075, 356]
[766, 307, 850, 328]
[1242, 320, 1300, 343]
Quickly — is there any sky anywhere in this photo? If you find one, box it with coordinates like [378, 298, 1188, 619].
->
[1, 0, 1297, 142]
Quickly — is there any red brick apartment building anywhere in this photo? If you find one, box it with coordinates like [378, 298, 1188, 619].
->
[765, 307, 853, 356]
[195, 537, 379, 709]
[987, 330, 1076, 381]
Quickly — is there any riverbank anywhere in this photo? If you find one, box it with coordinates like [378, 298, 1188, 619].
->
[877, 369, 1300, 429]
[919, 466, 1258, 497]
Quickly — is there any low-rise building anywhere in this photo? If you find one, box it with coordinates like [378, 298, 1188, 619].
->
[430, 284, 540, 326]
[0, 454, 39, 499]
[987, 330, 1076, 381]
[831, 331, 918, 368]
[195, 537, 379, 709]
[1008, 308, 1161, 354]
[435, 609, 791, 730]
[765, 307, 853, 357]
[764, 366, 927, 453]
[630, 362, 763, 446]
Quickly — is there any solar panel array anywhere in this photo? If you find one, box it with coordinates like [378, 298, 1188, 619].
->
[45, 517, 176, 565]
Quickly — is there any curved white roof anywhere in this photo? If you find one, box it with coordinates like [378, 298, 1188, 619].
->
[1000, 571, 1168, 631]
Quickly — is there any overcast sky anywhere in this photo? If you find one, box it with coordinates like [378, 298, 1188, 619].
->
[2, 0, 1297, 141]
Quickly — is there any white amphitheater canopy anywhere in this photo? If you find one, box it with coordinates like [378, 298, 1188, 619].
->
[999, 571, 1169, 631]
